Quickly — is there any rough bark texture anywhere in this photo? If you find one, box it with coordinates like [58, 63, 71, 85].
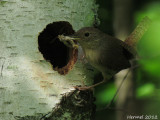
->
[0, 0, 98, 120]
[41, 90, 96, 120]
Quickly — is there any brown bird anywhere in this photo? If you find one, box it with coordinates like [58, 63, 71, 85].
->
[72, 27, 134, 90]
[58, 17, 151, 90]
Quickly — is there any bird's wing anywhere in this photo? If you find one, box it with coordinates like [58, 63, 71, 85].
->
[98, 37, 132, 71]
[118, 40, 136, 59]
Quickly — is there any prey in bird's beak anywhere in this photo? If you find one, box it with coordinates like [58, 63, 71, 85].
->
[58, 35, 80, 48]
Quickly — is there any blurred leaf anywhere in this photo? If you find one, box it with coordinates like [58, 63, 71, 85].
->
[95, 83, 116, 108]
[136, 83, 155, 98]
[135, 2, 160, 77]
[139, 60, 160, 77]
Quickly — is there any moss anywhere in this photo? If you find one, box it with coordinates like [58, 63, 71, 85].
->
[41, 90, 96, 120]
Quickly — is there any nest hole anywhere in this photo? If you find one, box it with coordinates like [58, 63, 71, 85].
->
[38, 21, 78, 75]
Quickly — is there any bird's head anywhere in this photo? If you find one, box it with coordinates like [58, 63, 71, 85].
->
[58, 27, 102, 49]
[72, 27, 102, 49]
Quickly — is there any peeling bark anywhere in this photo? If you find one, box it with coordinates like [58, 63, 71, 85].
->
[41, 90, 96, 120]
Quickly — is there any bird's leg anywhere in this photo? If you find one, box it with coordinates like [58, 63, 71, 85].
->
[74, 78, 107, 91]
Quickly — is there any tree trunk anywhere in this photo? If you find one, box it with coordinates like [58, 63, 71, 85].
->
[0, 0, 98, 120]
[113, 0, 134, 120]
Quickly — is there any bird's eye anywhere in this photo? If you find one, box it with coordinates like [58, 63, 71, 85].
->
[84, 32, 90, 37]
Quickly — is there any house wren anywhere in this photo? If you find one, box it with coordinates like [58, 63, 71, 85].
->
[58, 17, 151, 90]
[58, 27, 134, 90]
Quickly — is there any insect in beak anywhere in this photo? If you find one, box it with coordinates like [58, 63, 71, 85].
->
[58, 35, 79, 48]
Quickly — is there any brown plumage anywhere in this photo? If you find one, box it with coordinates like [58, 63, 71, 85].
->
[72, 27, 135, 90]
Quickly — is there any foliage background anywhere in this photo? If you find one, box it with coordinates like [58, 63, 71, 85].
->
[95, 0, 160, 119]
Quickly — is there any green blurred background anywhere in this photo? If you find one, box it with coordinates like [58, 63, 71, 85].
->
[94, 0, 160, 120]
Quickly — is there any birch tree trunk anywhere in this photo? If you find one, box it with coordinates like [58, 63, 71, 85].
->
[0, 0, 98, 120]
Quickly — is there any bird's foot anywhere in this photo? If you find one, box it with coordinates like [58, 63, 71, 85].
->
[74, 80, 107, 91]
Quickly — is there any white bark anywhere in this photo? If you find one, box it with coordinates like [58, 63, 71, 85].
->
[0, 0, 98, 119]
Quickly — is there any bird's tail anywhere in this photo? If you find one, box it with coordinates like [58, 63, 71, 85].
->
[125, 16, 152, 48]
